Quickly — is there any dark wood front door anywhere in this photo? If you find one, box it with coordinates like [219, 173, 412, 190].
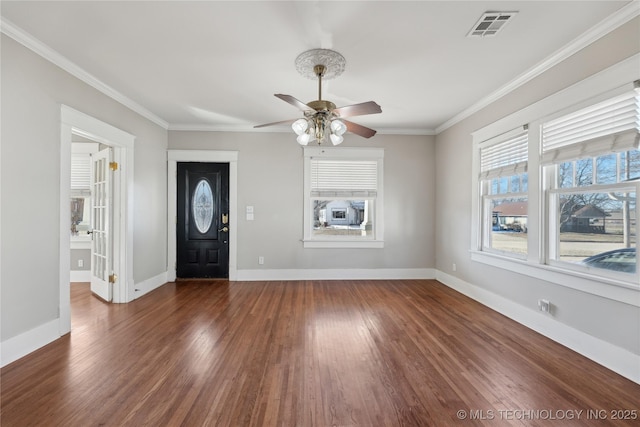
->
[177, 162, 229, 278]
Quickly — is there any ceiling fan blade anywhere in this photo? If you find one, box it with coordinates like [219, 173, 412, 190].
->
[343, 119, 377, 138]
[274, 94, 316, 112]
[333, 101, 382, 118]
[254, 118, 297, 128]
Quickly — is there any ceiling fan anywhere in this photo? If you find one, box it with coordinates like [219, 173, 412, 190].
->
[254, 49, 382, 146]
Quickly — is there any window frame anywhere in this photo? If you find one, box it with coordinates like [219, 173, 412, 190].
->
[303, 146, 384, 249]
[541, 157, 640, 288]
[545, 179, 638, 279]
[477, 126, 529, 258]
[470, 54, 640, 307]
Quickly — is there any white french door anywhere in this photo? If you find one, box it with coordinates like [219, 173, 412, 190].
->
[90, 147, 113, 301]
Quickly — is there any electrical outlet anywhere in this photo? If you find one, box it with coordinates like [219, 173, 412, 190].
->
[78, 259, 84, 268]
[258, 256, 264, 265]
[452, 263, 457, 272]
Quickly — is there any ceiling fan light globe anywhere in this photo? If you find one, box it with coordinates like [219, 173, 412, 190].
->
[331, 119, 347, 136]
[292, 118, 309, 135]
[330, 134, 344, 145]
[297, 133, 313, 146]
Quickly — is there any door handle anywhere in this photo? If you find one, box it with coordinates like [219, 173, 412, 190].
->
[219, 226, 229, 232]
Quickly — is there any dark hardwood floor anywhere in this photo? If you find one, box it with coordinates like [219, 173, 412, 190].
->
[1, 280, 638, 426]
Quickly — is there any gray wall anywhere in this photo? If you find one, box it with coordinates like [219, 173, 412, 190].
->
[169, 131, 436, 271]
[1, 35, 168, 342]
[70, 249, 90, 271]
[3, 11, 636, 369]
[434, 18, 640, 355]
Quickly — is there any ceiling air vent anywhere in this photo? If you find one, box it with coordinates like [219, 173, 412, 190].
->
[468, 11, 517, 38]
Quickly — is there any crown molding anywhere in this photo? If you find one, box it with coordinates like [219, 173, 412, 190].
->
[4, 0, 636, 137]
[376, 128, 437, 136]
[168, 124, 263, 132]
[435, 0, 640, 134]
[168, 123, 437, 136]
[1, 17, 169, 130]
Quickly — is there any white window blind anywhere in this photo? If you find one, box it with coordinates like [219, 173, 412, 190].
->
[310, 159, 378, 197]
[479, 126, 528, 180]
[541, 86, 640, 165]
[71, 153, 91, 196]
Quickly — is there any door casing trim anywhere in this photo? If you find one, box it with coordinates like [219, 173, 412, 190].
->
[60, 106, 135, 335]
[167, 150, 238, 281]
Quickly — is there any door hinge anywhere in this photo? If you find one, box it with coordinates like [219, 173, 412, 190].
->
[109, 274, 118, 283]
[109, 162, 119, 171]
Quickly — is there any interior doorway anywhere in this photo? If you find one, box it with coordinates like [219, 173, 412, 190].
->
[59, 106, 135, 336]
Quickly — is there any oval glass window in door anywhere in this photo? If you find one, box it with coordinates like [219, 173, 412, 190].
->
[192, 179, 214, 234]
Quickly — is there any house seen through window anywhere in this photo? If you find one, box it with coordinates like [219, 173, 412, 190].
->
[474, 80, 639, 285]
[543, 88, 639, 276]
[303, 146, 384, 248]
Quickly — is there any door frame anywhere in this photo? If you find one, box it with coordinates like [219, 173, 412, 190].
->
[60, 106, 135, 334]
[167, 150, 238, 281]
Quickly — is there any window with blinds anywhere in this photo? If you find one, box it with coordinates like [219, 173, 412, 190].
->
[478, 126, 529, 257]
[543, 83, 639, 279]
[479, 126, 528, 180]
[471, 62, 640, 291]
[71, 153, 92, 197]
[541, 86, 640, 165]
[303, 147, 384, 248]
[310, 159, 378, 197]
[71, 143, 98, 237]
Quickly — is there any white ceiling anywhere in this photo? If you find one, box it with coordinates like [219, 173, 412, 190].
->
[1, 1, 635, 135]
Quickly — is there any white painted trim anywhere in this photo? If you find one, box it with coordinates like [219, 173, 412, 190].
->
[6, 267, 636, 385]
[236, 268, 435, 281]
[0, 17, 168, 129]
[133, 271, 168, 299]
[2, 3, 636, 138]
[302, 240, 385, 249]
[437, 1, 640, 134]
[468, 56, 640, 307]
[471, 53, 640, 143]
[302, 147, 385, 248]
[167, 150, 239, 281]
[435, 270, 640, 385]
[168, 123, 437, 136]
[470, 251, 640, 307]
[60, 106, 136, 325]
[70, 270, 91, 282]
[0, 319, 60, 367]
[70, 239, 91, 250]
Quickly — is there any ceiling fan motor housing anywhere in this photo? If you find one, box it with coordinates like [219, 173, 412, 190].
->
[306, 100, 336, 113]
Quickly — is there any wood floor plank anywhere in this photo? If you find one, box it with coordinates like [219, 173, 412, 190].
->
[1, 280, 639, 426]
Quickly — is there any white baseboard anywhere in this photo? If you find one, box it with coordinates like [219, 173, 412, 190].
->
[435, 270, 640, 385]
[236, 268, 435, 281]
[133, 271, 168, 299]
[70, 270, 90, 282]
[1, 319, 61, 367]
[6, 269, 636, 386]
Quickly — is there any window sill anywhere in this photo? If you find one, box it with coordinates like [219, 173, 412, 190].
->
[70, 236, 91, 250]
[470, 250, 639, 307]
[303, 239, 384, 249]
